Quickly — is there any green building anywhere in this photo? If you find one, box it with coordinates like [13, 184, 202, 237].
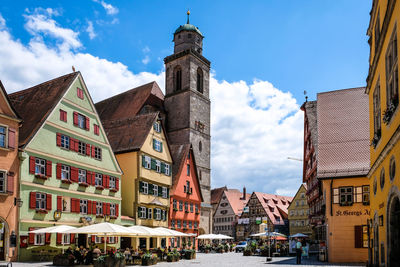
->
[8, 72, 123, 261]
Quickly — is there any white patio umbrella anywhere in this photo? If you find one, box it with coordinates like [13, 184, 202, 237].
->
[154, 227, 190, 237]
[29, 225, 76, 253]
[126, 225, 167, 237]
[216, 234, 233, 240]
[197, 234, 220, 239]
[290, 233, 308, 238]
[65, 222, 140, 251]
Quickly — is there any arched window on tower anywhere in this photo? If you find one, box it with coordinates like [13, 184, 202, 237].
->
[197, 67, 203, 93]
[174, 66, 182, 91]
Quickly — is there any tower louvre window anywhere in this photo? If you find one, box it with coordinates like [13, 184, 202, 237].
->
[197, 67, 203, 93]
[174, 66, 182, 91]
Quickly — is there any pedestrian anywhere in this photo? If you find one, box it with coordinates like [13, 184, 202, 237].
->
[296, 238, 302, 264]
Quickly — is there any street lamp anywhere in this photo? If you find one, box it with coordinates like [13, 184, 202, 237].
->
[14, 197, 23, 207]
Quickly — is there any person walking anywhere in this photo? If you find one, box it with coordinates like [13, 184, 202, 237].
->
[296, 238, 302, 264]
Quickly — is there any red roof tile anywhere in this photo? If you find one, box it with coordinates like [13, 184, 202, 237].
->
[211, 186, 228, 205]
[223, 189, 251, 216]
[253, 192, 293, 225]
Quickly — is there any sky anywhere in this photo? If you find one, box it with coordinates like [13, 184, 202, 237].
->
[0, 0, 372, 196]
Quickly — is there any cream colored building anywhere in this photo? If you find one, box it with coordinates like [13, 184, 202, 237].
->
[288, 184, 312, 236]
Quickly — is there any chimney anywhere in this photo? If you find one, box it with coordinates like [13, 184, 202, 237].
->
[242, 187, 246, 200]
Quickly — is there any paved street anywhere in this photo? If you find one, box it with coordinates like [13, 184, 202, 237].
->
[3, 252, 365, 267]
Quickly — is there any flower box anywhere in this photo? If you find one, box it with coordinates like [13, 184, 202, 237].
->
[95, 186, 104, 190]
[35, 174, 48, 180]
[110, 188, 118, 192]
[78, 182, 89, 187]
[36, 209, 48, 214]
[61, 179, 72, 184]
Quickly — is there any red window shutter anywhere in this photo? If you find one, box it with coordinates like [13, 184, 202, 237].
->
[46, 194, 52, 210]
[56, 163, 61, 179]
[8, 128, 15, 150]
[86, 117, 90, 131]
[56, 133, 61, 147]
[91, 236, 95, 243]
[70, 138, 75, 151]
[86, 171, 91, 185]
[116, 204, 119, 217]
[107, 203, 111, 215]
[86, 144, 91, 156]
[94, 125, 99, 135]
[87, 200, 92, 214]
[46, 160, 52, 177]
[92, 201, 97, 214]
[29, 192, 36, 209]
[116, 178, 119, 191]
[45, 233, 51, 244]
[92, 172, 96, 185]
[71, 167, 78, 182]
[75, 139, 79, 152]
[106, 237, 109, 243]
[116, 237, 118, 243]
[28, 227, 35, 244]
[71, 234, 75, 243]
[7, 173, 14, 194]
[354, 225, 363, 248]
[57, 196, 62, 211]
[75, 199, 80, 213]
[91, 146, 95, 158]
[103, 175, 107, 188]
[103, 202, 107, 216]
[56, 233, 62, 244]
[29, 156, 36, 174]
[73, 112, 78, 126]
[71, 198, 77, 213]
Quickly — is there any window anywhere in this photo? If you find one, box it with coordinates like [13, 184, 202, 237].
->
[195, 204, 199, 213]
[139, 207, 146, 218]
[110, 203, 116, 217]
[61, 165, 70, 181]
[295, 201, 299, 207]
[390, 156, 396, 181]
[153, 139, 162, 152]
[35, 232, 45, 245]
[177, 220, 181, 228]
[385, 27, 399, 119]
[77, 88, 84, 99]
[187, 164, 190, 176]
[95, 236, 102, 244]
[0, 171, 5, 193]
[190, 203, 193, 213]
[162, 187, 168, 198]
[95, 173, 103, 187]
[108, 237, 116, 244]
[61, 135, 69, 149]
[144, 156, 151, 169]
[156, 208, 161, 220]
[94, 124, 100, 135]
[143, 182, 148, 194]
[35, 158, 46, 175]
[63, 234, 70, 245]
[147, 208, 152, 219]
[162, 209, 166, 221]
[156, 160, 161, 173]
[153, 184, 158, 196]
[165, 163, 170, 176]
[174, 66, 182, 91]
[94, 147, 102, 160]
[179, 201, 183, 211]
[185, 202, 188, 212]
[153, 122, 161, 133]
[59, 110, 67, 122]
[0, 126, 6, 148]
[194, 222, 198, 229]
[171, 220, 175, 228]
[300, 193, 305, 198]
[78, 114, 86, 129]
[78, 169, 86, 184]
[183, 220, 187, 228]
[173, 199, 177, 210]
[375, 13, 381, 51]
[339, 187, 353, 206]
[380, 168, 385, 190]
[373, 82, 381, 145]
[300, 200, 304, 206]
[96, 202, 103, 216]
[290, 210, 294, 216]
[78, 141, 86, 155]
[36, 192, 46, 210]
[197, 68, 203, 93]
[80, 199, 88, 214]
[363, 186, 370, 205]
[109, 176, 116, 189]
[189, 221, 192, 229]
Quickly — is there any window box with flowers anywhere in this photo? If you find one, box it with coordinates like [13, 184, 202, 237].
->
[35, 174, 48, 180]
[371, 129, 381, 148]
[383, 99, 398, 124]
[96, 215, 104, 218]
[173, 207, 178, 212]
[95, 186, 104, 191]
[61, 179, 72, 184]
[78, 182, 89, 187]
[36, 209, 48, 214]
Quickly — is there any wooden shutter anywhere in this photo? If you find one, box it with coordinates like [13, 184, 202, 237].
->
[161, 163, 165, 173]
[75, 199, 80, 213]
[86, 171, 92, 185]
[103, 175, 107, 188]
[107, 203, 110, 215]
[354, 225, 363, 248]
[103, 203, 107, 216]
[86, 144, 91, 156]
[71, 198, 79, 213]
[56, 233, 62, 244]
[92, 201, 97, 215]
[149, 184, 154, 195]
[91, 173, 96, 185]
[142, 155, 146, 167]
[167, 188, 170, 198]
[56, 133, 61, 147]
[45, 233, 51, 244]
[139, 181, 143, 192]
[91, 236, 95, 243]
[29, 192, 36, 209]
[71, 167, 78, 182]
[116, 178, 119, 190]
[29, 156, 36, 174]
[69, 138, 74, 151]
[57, 196, 62, 211]
[87, 200, 92, 215]
[71, 234, 75, 243]
[151, 159, 156, 170]
[153, 139, 156, 149]
[158, 187, 163, 197]
[74, 139, 79, 152]
[160, 142, 163, 152]
[86, 117, 90, 131]
[116, 204, 119, 217]
[28, 227, 35, 244]
[7, 173, 13, 194]
[8, 128, 15, 150]
[56, 163, 61, 179]
[46, 194, 52, 210]
[46, 160, 52, 177]
[73, 112, 78, 126]
[91, 146, 95, 158]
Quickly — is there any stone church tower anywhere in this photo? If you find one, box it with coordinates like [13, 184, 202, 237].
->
[164, 12, 212, 233]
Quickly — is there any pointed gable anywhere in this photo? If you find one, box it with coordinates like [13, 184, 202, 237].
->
[8, 72, 78, 147]
[0, 81, 20, 120]
[95, 81, 164, 122]
[223, 189, 251, 216]
[253, 192, 293, 225]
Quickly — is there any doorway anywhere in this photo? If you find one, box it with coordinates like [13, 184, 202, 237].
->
[121, 237, 131, 250]
[0, 221, 5, 260]
[78, 234, 87, 248]
[389, 196, 400, 266]
[374, 223, 379, 266]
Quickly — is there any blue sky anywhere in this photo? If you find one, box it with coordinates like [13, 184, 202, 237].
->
[0, 0, 372, 196]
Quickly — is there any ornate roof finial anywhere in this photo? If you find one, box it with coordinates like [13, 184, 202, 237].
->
[187, 10, 190, 24]
[72, 66, 76, 72]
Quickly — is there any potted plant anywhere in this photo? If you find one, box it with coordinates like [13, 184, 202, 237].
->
[53, 253, 75, 266]
[205, 244, 211, 253]
[94, 255, 107, 267]
[167, 252, 175, 262]
[141, 252, 155, 266]
[173, 249, 180, 261]
[216, 244, 224, 253]
[243, 247, 253, 256]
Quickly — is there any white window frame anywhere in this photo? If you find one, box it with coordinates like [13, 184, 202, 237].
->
[153, 184, 158, 196]
[143, 182, 148, 194]
[177, 220, 181, 228]
[78, 141, 86, 155]
[61, 165, 70, 181]
[179, 201, 183, 211]
[61, 135, 69, 149]
[144, 156, 151, 169]
[78, 114, 86, 129]
[0, 126, 6, 148]
[154, 139, 162, 152]
[165, 164, 170, 176]
[156, 208, 161, 220]
[96, 202, 103, 216]
[110, 203, 116, 217]
[95, 173, 103, 187]
[95, 236, 102, 244]
[63, 234, 71, 245]
[35, 158, 46, 175]
[78, 169, 86, 184]
[108, 237, 116, 243]
[140, 207, 147, 218]
[94, 147, 102, 160]
[148, 208, 152, 219]
[194, 222, 198, 229]
[80, 199, 88, 214]
[156, 160, 161, 173]
[162, 187, 168, 198]
[154, 122, 161, 133]
[183, 220, 187, 228]
[109, 176, 116, 189]
[36, 192, 46, 210]
[0, 171, 6, 193]
[34, 233, 45, 245]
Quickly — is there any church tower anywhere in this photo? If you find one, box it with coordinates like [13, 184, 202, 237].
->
[164, 11, 212, 234]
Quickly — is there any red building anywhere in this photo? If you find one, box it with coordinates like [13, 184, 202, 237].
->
[169, 144, 203, 248]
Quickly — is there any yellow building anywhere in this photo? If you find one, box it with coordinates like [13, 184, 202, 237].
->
[288, 184, 312, 236]
[366, 1, 400, 266]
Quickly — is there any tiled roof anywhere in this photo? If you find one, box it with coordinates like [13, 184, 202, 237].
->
[224, 189, 251, 216]
[254, 192, 293, 225]
[8, 72, 78, 147]
[101, 113, 158, 153]
[95, 81, 164, 122]
[211, 186, 228, 205]
[317, 87, 370, 178]
[0, 80, 21, 120]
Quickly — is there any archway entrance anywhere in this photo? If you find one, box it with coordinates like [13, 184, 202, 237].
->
[0, 218, 8, 261]
[374, 223, 379, 266]
[389, 196, 400, 266]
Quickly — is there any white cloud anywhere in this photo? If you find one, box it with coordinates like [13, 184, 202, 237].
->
[86, 21, 96, 40]
[0, 15, 303, 197]
[142, 46, 150, 53]
[0, 13, 6, 29]
[142, 55, 150, 65]
[93, 0, 119, 15]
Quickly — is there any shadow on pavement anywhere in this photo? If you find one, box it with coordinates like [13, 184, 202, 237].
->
[265, 255, 365, 266]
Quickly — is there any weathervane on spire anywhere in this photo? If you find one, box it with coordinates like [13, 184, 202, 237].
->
[187, 10, 190, 24]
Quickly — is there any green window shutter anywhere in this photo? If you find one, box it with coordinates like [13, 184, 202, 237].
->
[153, 123, 156, 131]
[149, 184, 154, 195]
[159, 187, 163, 197]
[161, 162, 165, 173]
[160, 142, 163, 152]
[167, 188, 170, 198]
[152, 139, 156, 150]
[146, 208, 150, 219]
[142, 155, 146, 167]
[137, 206, 140, 218]
[151, 159, 156, 170]
[139, 181, 144, 193]
[154, 209, 157, 220]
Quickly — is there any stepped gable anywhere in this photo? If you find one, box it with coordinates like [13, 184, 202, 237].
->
[101, 112, 158, 154]
[95, 81, 164, 122]
[254, 192, 293, 225]
[8, 72, 78, 147]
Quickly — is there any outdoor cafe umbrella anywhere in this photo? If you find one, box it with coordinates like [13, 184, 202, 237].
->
[197, 234, 220, 240]
[216, 234, 233, 240]
[126, 225, 168, 237]
[29, 225, 76, 253]
[290, 233, 308, 238]
[154, 227, 190, 237]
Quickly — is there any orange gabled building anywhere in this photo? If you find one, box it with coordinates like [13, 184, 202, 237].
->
[169, 144, 203, 247]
